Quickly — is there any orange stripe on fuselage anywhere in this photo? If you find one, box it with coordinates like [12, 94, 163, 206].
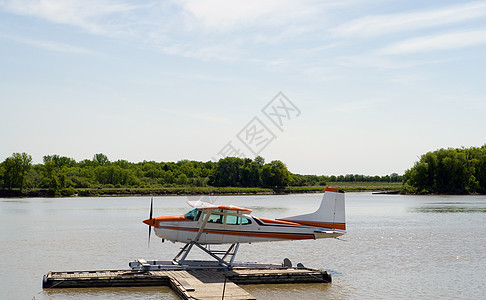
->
[257, 218, 303, 226]
[148, 215, 345, 231]
[203, 229, 314, 240]
[158, 226, 314, 240]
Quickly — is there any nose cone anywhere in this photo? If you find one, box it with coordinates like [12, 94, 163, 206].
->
[143, 215, 187, 228]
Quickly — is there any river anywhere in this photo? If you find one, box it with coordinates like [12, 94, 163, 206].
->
[1, 193, 485, 299]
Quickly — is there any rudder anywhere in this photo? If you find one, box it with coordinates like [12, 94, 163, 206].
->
[278, 187, 346, 231]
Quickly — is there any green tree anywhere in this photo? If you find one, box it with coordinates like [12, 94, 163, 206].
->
[94, 165, 137, 186]
[209, 157, 244, 186]
[93, 153, 110, 166]
[404, 162, 429, 193]
[254, 156, 265, 167]
[2, 152, 32, 191]
[42, 160, 59, 192]
[0, 162, 4, 188]
[473, 144, 486, 193]
[25, 166, 42, 190]
[261, 160, 290, 188]
[163, 170, 175, 185]
[246, 160, 262, 187]
[43, 154, 76, 167]
[177, 173, 188, 185]
[404, 145, 486, 194]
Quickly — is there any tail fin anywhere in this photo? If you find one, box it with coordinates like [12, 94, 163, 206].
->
[278, 187, 346, 231]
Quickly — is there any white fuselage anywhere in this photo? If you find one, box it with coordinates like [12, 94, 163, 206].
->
[153, 214, 344, 244]
[145, 189, 346, 245]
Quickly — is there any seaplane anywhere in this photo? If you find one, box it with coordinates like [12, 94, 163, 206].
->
[141, 187, 345, 268]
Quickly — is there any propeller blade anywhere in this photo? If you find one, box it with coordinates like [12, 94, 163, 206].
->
[149, 197, 153, 220]
[148, 197, 153, 247]
[148, 223, 152, 247]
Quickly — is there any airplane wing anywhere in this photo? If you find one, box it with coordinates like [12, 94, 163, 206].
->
[217, 205, 252, 213]
[187, 201, 252, 213]
[187, 200, 218, 209]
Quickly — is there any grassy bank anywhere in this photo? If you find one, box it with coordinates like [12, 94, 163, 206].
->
[0, 182, 403, 198]
[0, 187, 272, 197]
[0, 186, 327, 198]
[327, 181, 403, 192]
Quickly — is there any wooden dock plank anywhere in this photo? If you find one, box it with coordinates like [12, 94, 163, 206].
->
[43, 266, 330, 299]
[170, 270, 255, 300]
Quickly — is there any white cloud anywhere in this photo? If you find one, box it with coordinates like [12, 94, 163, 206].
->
[331, 52, 446, 70]
[176, 0, 317, 32]
[0, 0, 142, 35]
[162, 40, 244, 62]
[389, 73, 428, 84]
[329, 98, 385, 113]
[158, 107, 232, 125]
[331, 1, 486, 38]
[0, 0, 330, 62]
[2, 0, 484, 70]
[10, 36, 100, 55]
[378, 29, 486, 55]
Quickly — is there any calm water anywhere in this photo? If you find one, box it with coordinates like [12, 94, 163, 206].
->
[1, 193, 485, 299]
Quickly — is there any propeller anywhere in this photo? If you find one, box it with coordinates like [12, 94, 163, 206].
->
[148, 197, 153, 247]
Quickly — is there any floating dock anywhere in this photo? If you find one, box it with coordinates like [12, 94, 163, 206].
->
[43, 260, 332, 300]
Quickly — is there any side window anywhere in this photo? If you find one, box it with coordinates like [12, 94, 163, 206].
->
[241, 217, 252, 225]
[226, 215, 240, 225]
[184, 208, 201, 221]
[207, 214, 223, 224]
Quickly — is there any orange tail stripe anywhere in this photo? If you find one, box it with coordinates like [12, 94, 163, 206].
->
[325, 186, 340, 193]
[278, 220, 346, 230]
[291, 221, 346, 230]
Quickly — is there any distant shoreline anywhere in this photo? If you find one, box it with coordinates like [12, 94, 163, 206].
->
[0, 183, 403, 198]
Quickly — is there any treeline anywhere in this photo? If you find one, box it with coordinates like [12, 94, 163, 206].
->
[404, 144, 486, 194]
[0, 153, 402, 196]
[0, 154, 293, 195]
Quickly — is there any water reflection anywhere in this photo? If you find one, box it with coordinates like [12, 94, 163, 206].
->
[412, 205, 486, 213]
[410, 199, 486, 213]
[43, 286, 177, 300]
[326, 269, 344, 277]
[2, 200, 29, 203]
[243, 283, 333, 300]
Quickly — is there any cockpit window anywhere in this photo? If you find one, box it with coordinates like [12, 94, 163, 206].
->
[184, 208, 201, 221]
[226, 215, 240, 225]
[241, 217, 252, 225]
[207, 213, 223, 223]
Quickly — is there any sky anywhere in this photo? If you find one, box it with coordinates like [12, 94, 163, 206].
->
[0, 0, 485, 176]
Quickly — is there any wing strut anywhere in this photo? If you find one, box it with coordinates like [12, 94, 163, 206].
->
[172, 242, 240, 269]
[194, 208, 212, 242]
